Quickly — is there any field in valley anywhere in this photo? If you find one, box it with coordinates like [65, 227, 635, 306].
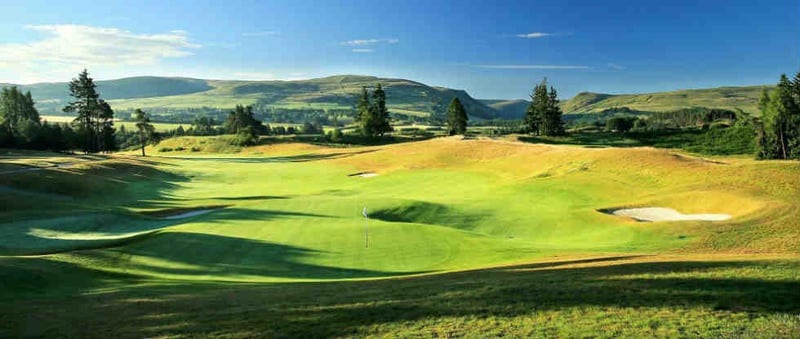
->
[1, 137, 798, 337]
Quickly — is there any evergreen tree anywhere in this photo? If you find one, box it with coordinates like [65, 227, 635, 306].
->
[0, 87, 41, 146]
[370, 84, 392, 136]
[758, 74, 800, 160]
[524, 79, 565, 136]
[133, 109, 156, 157]
[545, 86, 565, 136]
[97, 100, 116, 153]
[446, 97, 468, 135]
[525, 79, 548, 135]
[63, 69, 104, 153]
[356, 86, 373, 136]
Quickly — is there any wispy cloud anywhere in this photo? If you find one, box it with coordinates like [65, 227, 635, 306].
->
[515, 32, 554, 38]
[242, 31, 278, 37]
[351, 48, 374, 53]
[474, 64, 590, 70]
[0, 25, 200, 66]
[608, 63, 627, 70]
[232, 72, 277, 80]
[340, 38, 399, 46]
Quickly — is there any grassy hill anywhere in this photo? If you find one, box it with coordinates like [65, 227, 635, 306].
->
[7, 76, 773, 120]
[561, 86, 770, 115]
[480, 99, 530, 119]
[8, 75, 500, 119]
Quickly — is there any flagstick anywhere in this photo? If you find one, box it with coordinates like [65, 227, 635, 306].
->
[365, 213, 369, 249]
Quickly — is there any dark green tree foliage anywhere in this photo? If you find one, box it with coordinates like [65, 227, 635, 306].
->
[605, 116, 637, 133]
[0, 87, 41, 145]
[370, 84, 393, 136]
[355, 85, 393, 138]
[525, 79, 565, 136]
[356, 87, 372, 136]
[757, 73, 800, 160]
[651, 108, 738, 128]
[133, 109, 157, 156]
[63, 69, 116, 153]
[224, 105, 265, 146]
[446, 97, 468, 135]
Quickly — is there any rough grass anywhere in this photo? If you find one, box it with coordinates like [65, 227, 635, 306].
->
[1, 138, 798, 337]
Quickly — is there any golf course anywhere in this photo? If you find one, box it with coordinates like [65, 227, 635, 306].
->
[1, 136, 798, 337]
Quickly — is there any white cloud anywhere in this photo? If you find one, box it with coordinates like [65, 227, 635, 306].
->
[351, 48, 374, 53]
[340, 38, 399, 46]
[232, 72, 277, 80]
[608, 63, 627, 70]
[242, 31, 278, 37]
[0, 25, 200, 66]
[515, 32, 554, 38]
[474, 64, 590, 70]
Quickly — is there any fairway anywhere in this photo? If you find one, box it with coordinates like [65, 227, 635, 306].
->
[1, 137, 798, 337]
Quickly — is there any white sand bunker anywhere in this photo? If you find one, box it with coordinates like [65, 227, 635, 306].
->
[609, 207, 731, 222]
[349, 172, 379, 178]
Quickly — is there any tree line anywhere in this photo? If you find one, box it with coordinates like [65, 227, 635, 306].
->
[756, 72, 800, 160]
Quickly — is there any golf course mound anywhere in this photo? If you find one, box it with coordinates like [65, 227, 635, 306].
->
[603, 207, 732, 222]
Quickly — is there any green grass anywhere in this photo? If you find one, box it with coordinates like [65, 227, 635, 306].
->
[40, 115, 188, 132]
[562, 86, 769, 115]
[0, 138, 798, 337]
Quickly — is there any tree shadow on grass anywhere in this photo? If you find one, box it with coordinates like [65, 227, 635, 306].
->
[2, 256, 798, 337]
[0, 207, 333, 256]
[156, 149, 375, 163]
[80, 231, 417, 280]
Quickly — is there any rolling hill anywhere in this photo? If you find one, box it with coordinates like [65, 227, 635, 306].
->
[4, 75, 771, 120]
[560, 86, 770, 115]
[8, 75, 500, 119]
[480, 99, 530, 119]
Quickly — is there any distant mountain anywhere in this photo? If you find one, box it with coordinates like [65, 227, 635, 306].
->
[3, 75, 771, 119]
[480, 99, 530, 119]
[560, 86, 769, 115]
[7, 75, 500, 119]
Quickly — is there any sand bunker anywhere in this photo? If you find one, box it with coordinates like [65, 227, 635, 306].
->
[348, 172, 379, 178]
[607, 207, 731, 222]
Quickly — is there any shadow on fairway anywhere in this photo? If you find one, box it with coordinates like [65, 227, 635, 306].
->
[0, 207, 333, 256]
[209, 195, 290, 201]
[156, 150, 375, 163]
[1, 256, 798, 337]
[83, 231, 418, 280]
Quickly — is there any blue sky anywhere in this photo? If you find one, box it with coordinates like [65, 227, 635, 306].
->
[0, 0, 798, 99]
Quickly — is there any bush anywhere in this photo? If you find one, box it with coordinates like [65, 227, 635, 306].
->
[190, 146, 201, 152]
[158, 147, 174, 152]
[174, 146, 186, 151]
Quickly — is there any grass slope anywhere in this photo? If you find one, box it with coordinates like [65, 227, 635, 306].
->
[12, 75, 500, 119]
[480, 99, 530, 119]
[562, 86, 770, 114]
[1, 138, 798, 337]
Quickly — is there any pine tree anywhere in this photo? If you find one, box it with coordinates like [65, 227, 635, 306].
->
[63, 69, 101, 153]
[97, 100, 116, 153]
[758, 73, 800, 160]
[545, 86, 565, 136]
[525, 79, 549, 136]
[134, 109, 156, 157]
[356, 86, 372, 136]
[370, 84, 392, 136]
[446, 97, 468, 135]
